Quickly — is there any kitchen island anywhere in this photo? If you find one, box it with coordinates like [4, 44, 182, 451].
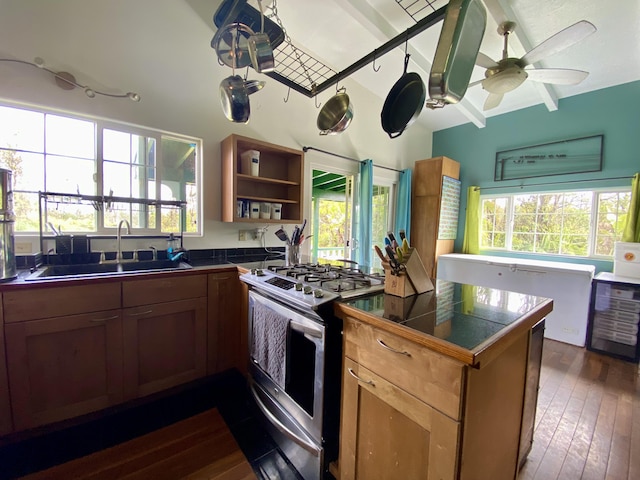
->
[333, 279, 553, 480]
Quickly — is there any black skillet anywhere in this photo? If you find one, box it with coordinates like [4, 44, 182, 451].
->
[381, 53, 426, 139]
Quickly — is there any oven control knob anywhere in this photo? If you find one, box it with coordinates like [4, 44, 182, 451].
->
[303, 285, 312, 294]
[313, 289, 324, 298]
[250, 269, 257, 275]
[295, 283, 303, 291]
[255, 269, 265, 276]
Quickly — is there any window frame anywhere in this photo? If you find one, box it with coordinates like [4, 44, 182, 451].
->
[0, 102, 202, 237]
[480, 186, 632, 259]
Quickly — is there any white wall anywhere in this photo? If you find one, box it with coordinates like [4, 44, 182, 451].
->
[0, 0, 434, 251]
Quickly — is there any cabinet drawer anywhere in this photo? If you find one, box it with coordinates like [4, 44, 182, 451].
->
[3, 283, 121, 323]
[344, 318, 464, 420]
[123, 274, 207, 307]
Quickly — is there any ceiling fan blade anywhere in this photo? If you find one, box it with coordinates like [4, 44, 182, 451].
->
[476, 52, 498, 69]
[520, 20, 596, 67]
[526, 68, 589, 85]
[484, 93, 504, 110]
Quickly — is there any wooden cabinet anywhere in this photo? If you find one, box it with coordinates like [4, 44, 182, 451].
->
[3, 282, 123, 431]
[339, 316, 531, 480]
[0, 294, 12, 436]
[411, 156, 460, 278]
[208, 271, 243, 375]
[122, 275, 208, 399]
[221, 134, 304, 223]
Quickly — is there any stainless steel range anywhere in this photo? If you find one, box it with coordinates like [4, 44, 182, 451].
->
[240, 262, 384, 480]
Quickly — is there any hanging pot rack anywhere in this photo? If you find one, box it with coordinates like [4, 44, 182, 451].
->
[216, 0, 447, 98]
[265, 5, 447, 98]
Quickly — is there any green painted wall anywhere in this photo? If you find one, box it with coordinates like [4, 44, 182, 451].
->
[432, 80, 640, 273]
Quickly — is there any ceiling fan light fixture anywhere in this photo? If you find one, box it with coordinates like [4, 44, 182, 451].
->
[482, 67, 528, 94]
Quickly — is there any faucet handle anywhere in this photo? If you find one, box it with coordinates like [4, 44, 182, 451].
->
[99, 251, 106, 263]
[149, 246, 158, 261]
[133, 250, 139, 261]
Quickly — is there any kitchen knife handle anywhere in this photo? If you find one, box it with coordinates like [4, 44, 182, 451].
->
[399, 229, 406, 241]
[374, 245, 387, 263]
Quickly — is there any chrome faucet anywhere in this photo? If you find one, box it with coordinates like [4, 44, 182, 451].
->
[116, 219, 131, 262]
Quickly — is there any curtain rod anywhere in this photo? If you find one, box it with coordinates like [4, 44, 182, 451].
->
[475, 175, 633, 191]
[302, 146, 404, 173]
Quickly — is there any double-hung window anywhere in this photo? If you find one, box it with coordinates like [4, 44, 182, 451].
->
[481, 188, 631, 258]
[0, 104, 201, 236]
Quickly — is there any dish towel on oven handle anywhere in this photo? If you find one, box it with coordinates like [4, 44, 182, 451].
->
[252, 301, 289, 389]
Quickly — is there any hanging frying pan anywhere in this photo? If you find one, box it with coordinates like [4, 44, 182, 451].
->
[381, 53, 426, 139]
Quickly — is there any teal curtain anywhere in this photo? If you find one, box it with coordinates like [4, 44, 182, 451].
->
[395, 168, 412, 242]
[462, 186, 480, 254]
[622, 173, 640, 242]
[353, 159, 373, 268]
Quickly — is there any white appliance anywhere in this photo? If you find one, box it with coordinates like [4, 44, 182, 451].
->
[437, 254, 595, 347]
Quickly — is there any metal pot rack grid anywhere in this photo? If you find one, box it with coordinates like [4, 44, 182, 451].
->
[262, 0, 449, 98]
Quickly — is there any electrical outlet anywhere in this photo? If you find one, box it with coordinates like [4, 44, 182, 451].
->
[238, 230, 247, 241]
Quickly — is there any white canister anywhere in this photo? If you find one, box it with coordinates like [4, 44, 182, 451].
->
[241, 150, 260, 176]
[260, 202, 271, 219]
[250, 202, 260, 219]
[271, 203, 282, 220]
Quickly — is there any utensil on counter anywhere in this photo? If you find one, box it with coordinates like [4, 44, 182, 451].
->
[381, 53, 426, 138]
[399, 229, 406, 241]
[374, 245, 387, 263]
[248, 0, 275, 73]
[317, 87, 354, 135]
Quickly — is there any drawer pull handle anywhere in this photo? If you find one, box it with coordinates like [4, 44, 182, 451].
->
[128, 309, 153, 317]
[377, 339, 412, 357]
[347, 368, 375, 386]
[90, 315, 119, 322]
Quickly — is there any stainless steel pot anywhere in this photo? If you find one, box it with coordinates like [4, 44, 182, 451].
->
[220, 74, 250, 123]
[316, 88, 354, 135]
[248, 1, 275, 73]
[212, 22, 254, 69]
[0, 168, 16, 281]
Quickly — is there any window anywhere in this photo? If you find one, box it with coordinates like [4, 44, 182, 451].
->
[481, 189, 631, 258]
[0, 104, 201, 235]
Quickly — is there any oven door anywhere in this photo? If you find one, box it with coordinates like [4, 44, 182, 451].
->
[248, 289, 326, 442]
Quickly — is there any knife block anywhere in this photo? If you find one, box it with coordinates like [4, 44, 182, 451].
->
[383, 248, 434, 297]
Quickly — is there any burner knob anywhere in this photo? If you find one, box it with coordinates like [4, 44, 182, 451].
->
[255, 269, 265, 276]
[303, 285, 312, 295]
[313, 289, 324, 298]
[250, 269, 257, 275]
[295, 283, 303, 291]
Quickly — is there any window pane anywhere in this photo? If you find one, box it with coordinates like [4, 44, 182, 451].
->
[595, 192, 631, 256]
[0, 150, 44, 192]
[46, 156, 96, 194]
[14, 192, 40, 232]
[371, 185, 390, 269]
[104, 161, 130, 196]
[46, 202, 96, 232]
[103, 129, 132, 162]
[0, 106, 44, 151]
[46, 115, 94, 158]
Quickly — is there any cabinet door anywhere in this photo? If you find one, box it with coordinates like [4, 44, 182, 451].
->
[0, 296, 12, 435]
[123, 297, 207, 399]
[208, 271, 243, 374]
[339, 358, 459, 480]
[5, 310, 123, 431]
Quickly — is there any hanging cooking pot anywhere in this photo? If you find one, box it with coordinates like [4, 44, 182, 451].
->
[212, 22, 255, 69]
[317, 88, 354, 135]
[248, 0, 275, 73]
[220, 75, 250, 123]
[219, 32, 250, 123]
[381, 53, 426, 139]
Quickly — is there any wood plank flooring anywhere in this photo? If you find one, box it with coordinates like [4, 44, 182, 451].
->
[18, 409, 257, 480]
[519, 339, 640, 480]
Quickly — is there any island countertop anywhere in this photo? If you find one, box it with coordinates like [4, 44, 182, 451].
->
[334, 279, 553, 368]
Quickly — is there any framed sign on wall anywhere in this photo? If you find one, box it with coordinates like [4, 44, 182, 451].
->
[495, 134, 604, 181]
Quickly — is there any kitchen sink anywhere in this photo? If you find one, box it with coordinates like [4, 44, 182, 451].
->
[25, 259, 193, 281]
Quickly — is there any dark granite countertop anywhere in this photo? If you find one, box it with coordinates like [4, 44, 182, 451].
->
[337, 278, 553, 366]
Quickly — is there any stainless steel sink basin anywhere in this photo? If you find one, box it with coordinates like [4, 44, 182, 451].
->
[25, 259, 192, 281]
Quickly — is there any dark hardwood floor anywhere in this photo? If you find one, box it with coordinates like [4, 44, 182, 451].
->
[519, 339, 640, 480]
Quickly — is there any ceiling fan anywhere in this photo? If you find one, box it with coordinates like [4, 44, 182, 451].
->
[471, 20, 597, 110]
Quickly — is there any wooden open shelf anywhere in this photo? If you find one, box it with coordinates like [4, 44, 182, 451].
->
[221, 134, 304, 223]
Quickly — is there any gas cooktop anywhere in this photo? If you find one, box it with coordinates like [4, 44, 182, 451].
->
[240, 262, 385, 309]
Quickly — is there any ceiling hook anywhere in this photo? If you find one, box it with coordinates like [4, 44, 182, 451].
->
[244, 66, 249, 80]
[283, 86, 290, 103]
[314, 95, 322, 109]
[372, 50, 381, 72]
[404, 30, 409, 55]
[311, 83, 321, 109]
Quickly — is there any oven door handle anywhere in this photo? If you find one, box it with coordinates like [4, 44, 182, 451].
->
[289, 320, 323, 339]
[249, 384, 320, 456]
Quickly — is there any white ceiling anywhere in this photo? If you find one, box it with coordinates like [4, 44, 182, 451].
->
[0, 0, 638, 136]
[205, 0, 640, 131]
